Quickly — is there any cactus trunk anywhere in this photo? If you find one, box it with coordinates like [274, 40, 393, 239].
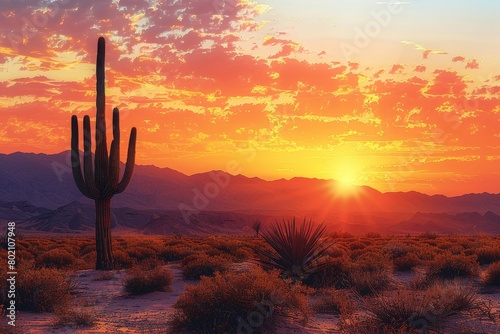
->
[95, 199, 113, 270]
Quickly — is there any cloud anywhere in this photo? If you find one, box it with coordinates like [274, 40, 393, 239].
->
[425, 70, 466, 96]
[414, 65, 426, 72]
[400, 41, 448, 59]
[263, 36, 303, 58]
[348, 61, 359, 70]
[374, 69, 385, 78]
[389, 64, 404, 75]
[465, 59, 479, 69]
[452, 56, 466, 62]
[1, 1, 500, 196]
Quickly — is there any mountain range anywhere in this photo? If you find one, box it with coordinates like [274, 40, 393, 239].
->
[1, 151, 499, 235]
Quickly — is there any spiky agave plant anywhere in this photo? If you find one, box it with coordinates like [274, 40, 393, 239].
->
[256, 217, 332, 283]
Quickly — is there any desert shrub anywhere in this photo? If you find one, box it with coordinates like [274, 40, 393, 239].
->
[327, 246, 346, 258]
[415, 248, 437, 262]
[426, 254, 479, 280]
[145, 259, 167, 271]
[424, 240, 439, 247]
[57, 243, 81, 257]
[204, 247, 225, 257]
[393, 253, 421, 271]
[17, 267, 72, 312]
[209, 237, 242, 254]
[303, 256, 350, 289]
[348, 268, 393, 296]
[364, 232, 381, 239]
[330, 231, 354, 239]
[127, 246, 156, 263]
[312, 289, 353, 315]
[124, 266, 173, 295]
[484, 261, 500, 286]
[361, 289, 433, 331]
[233, 247, 254, 262]
[426, 279, 477, 312]
[113, 250, 134, 269]
[360, 239, 373, 246]
[159, 245, 192, 262]
[55, 304, 98, 327]
[348, 253, 393, 295]
[256, 218, 332, 283]
[79, 243, 95, 255]
[171, 267, 310, 333]
[419, 231, 438, 240]
[16, 250, 35, 262]
[37, 249, 76, 269]
[182, 254, 230, 280]
[384, 243, 410, 259]
[437, 242, 455, 250]
[349, 248, 368, 260]
[82, 252, 96, 268]
[464, 248, 476, 256]
[358, 280, 477, 333]
[349, 241, 366, 251]
[355, 252, 392, 273]
[476, 246, 500, 265]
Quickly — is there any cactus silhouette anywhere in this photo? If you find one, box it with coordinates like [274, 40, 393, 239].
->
[71, 37, 137, 270]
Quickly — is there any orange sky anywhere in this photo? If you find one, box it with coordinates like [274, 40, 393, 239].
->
[1, 0, 500, 196]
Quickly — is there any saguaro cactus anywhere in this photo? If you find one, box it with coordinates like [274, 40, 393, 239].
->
[71, 37, 137, 270]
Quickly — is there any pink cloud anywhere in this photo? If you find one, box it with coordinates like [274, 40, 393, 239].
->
[374, 69, 385, 78]
[348, 62, 359, 70]
[452, 56, 466, 62]
[389, 64, 404, 75]
[414, 65, 426, 72]
[426, 70, 467, 96]
[466, 59, 479, 69]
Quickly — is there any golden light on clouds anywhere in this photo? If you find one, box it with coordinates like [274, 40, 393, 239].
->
[0, 0, 499, 195]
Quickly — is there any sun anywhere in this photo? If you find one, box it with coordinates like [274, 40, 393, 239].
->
[331, 163, 360, 197]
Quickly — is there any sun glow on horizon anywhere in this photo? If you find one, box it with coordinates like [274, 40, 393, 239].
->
[333, 181, 360, 198]
[0, 0, 499, 196]
[329, 160, 364, 197]
[332, 160, 361, 184]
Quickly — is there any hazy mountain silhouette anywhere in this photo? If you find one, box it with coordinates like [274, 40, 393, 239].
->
[0, 200, 50, 221]
[1, 151, 500, 235]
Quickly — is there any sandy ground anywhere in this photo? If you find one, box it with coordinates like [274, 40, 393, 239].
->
[14, 265, 500, 333]
[17, 264, 186, 333]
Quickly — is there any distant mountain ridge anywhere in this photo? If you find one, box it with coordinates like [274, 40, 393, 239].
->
[7, 201, 500, 236]
[1, 151, 500, 213]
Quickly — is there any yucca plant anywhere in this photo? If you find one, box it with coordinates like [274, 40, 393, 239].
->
[256, 217, 332, 283]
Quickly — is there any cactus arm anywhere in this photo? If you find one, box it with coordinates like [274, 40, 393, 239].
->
[115, 127, 136, 194]
[83, 116, 99, 198]
[104, 108, 121, 198]
[71, 115, 92, 199]
[95, 36, 109, 192]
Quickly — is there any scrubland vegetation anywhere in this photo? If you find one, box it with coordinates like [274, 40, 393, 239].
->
[0, 228, 499, 332]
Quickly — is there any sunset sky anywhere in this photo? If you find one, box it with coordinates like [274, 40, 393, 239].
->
[1, 0, 499, 195]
